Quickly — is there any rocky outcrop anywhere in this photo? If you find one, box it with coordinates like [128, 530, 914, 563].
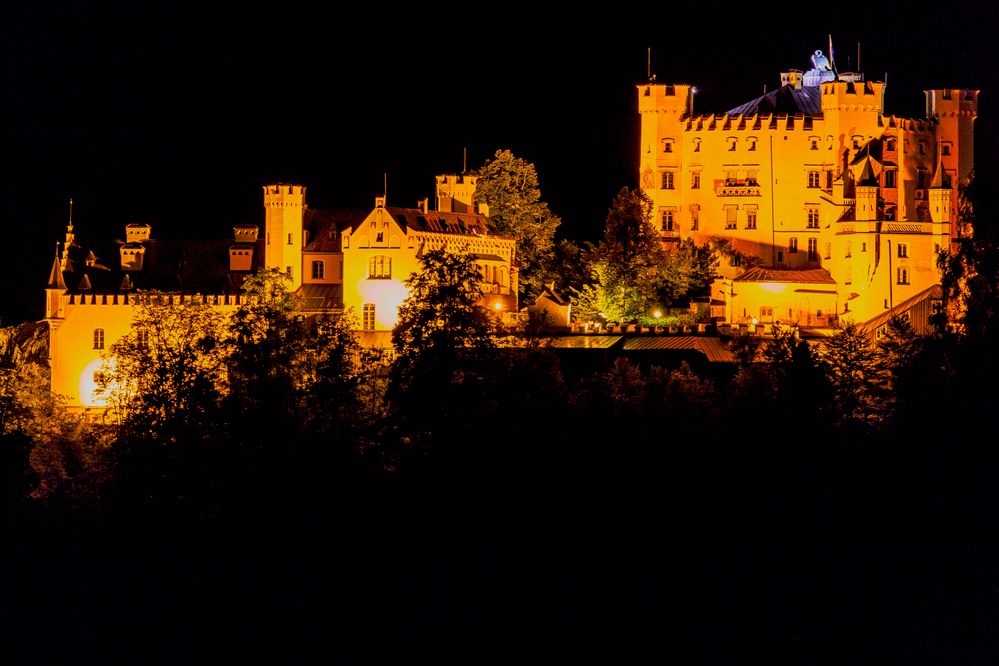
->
[0, 320, 50, 368]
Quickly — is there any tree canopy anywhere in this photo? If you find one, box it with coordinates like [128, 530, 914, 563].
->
[474, 149, 561, 302]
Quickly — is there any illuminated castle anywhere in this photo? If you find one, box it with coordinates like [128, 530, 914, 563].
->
[45, 176, 518, 409]
[639, 47, 977, 329]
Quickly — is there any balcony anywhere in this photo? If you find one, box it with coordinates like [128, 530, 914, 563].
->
[715, 180, 761, 197]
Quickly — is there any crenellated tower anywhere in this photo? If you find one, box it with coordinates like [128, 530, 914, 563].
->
[263, 183, 306, 290]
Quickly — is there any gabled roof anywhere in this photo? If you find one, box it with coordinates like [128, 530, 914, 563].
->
[858, 284, 942, 337]
[734, 267, 836, 284]
[726, 84, 822, 116]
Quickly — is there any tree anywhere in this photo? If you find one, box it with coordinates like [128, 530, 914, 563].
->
[303, 309, 367, 441]
[227, 269, 312, 444]
[815, 321, 888, 429]
[388, 248, 496, 456]
[97, 290, 230, 446]
[474, 149, 561, 302]
[575, 187, 665, 323]
[658, 237, 719, 306]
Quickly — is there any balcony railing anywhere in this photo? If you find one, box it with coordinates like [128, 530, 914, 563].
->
[715, 180, 761, 197]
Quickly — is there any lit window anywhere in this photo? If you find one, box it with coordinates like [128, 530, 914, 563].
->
[368, 255, 391, 279]
[746, 170, 759, 186]
[897, 243, 909, 258]
[312, 260, 325, 279]
[897, 267, 909, 284]
[93, 328, 105, 350]
[824, 242, 831, 259]
[661, 171, 675, 190]
[807, 237, 818, 260]
[789, 237, 798, 254]
[691, 172, 700, 189]
[725, 206, 737, 230]
[807, 208, 819, 228]
[689, 206, 699, 231]
[362, 304, 375, 330]
[807, 171, 820, 188]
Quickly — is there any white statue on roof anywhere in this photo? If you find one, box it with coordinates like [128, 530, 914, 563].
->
[803, 49, 837, 86]
[811, 50, 831, 71]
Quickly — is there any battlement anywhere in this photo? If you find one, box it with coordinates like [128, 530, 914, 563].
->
[638, 82, 695, 115]
[684, 112, 819, 132]
[125, 223, 151, 242]
[925, 89, 979, 118]
[263, 183, 306, 207]
[820, 80, 885, 113]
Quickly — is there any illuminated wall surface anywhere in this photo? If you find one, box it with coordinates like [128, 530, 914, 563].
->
[46, 178, 518, 408]
[638, 49, 976, 327]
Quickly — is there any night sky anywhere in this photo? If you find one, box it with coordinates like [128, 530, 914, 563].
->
[4, 4, 998, 325]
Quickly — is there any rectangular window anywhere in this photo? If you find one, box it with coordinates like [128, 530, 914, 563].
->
[663, 141, 673, 153]
[807, 171, 820, 188]
[93, 328, 105, 350]
[286, 266, 292, 277]
[691, 172, 700, 189]
[824, 243, 831, 259]
[897, 243, 909, 258]
[897, 267, 909, 284]
[807, 237, 818, 260]
[661, 208, 676, 232]
[376, 232, 384, 243]
[287, 233, 293, 245]
[725, 206, 738, 230]
[826, 170, 833, 189]
[661, 171, 675, 190]
[689, 206, 699, 231]
[312, 260, 325, 279]
[806, 208, 819, 228]
[368, 255, 391, 279]
[789, 237, 798, 253]
[362, 304, 376, 330]
[137, 329, 148, 349]
[745, 207, 757, 229]
[845, 241, 852, 258]
[884, 170, 896, 188]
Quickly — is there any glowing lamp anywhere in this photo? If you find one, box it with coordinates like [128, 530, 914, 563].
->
[654, 310, 662, 319]
[493, 301, 503, 311]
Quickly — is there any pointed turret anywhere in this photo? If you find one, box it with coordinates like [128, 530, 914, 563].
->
[928, 143, 952, 225]
[46, 243, 66, 319]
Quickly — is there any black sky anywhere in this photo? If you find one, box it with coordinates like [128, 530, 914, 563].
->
[4, 3, 998, 324]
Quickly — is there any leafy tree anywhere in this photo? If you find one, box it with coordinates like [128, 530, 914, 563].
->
[227, 269, 312, 444]
[815, 321, 888, 429]
[573, 187, 664, 323]
[474, 149, 561, 302]
[97, 290, 230, 446]
[303, 309, 367, 441]
[658, 237, 719, 306]
[388, 248, 495, 455]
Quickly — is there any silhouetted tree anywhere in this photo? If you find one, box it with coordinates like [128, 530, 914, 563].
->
[388, 249, 496, 460]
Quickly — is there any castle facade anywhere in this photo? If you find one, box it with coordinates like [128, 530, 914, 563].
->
[45, 176, 518, 409]
[638, 48, 977, 329]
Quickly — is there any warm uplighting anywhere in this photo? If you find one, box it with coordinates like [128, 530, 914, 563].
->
[79, 358, 108, 407]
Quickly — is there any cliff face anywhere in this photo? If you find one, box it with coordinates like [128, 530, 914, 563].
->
[0, 321, 50, 369]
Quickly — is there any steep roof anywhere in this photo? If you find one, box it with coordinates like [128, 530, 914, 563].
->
[726, 84, 822, 116]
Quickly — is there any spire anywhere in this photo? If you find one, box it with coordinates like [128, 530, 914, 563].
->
[47, 242, 66, 290]
[857, 159, 879, 188]
[62, 197, 76, 270]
